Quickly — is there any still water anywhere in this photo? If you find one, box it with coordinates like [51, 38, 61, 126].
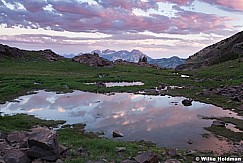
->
[0, 90, 242, 153]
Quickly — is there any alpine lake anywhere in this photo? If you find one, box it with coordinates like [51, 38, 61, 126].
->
[1, 82, 242, 154]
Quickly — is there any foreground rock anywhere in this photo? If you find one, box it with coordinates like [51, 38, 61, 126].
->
[27, 127, 60, 161]
[134, 152, 159, 163]
[73, 53, 114, 68]
[0, 126, 62, 163]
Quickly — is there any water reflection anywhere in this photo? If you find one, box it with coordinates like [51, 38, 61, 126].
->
[85, 82, 144, 87]
[0, 90, 242, 153]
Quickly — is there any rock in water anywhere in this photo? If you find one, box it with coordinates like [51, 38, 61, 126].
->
[182, 99, 192, 106]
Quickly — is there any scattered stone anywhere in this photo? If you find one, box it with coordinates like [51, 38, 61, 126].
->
[0, 157, 6, 163]
[7, 131, 29, 148]
[63, 85, 69, 89]
[3, 149, 31, 163]
[186, 150, 197, 155]
[212, 121, 225, 127]
[120, 160, 137, 163]
[158, 83, 167, 89]
[116, 147, 126, 153]
[76, 147, 89, 157]
[31, 159, 44, 163]
[164, 159, 181, 163]
[56, 159, 63, 163]
[201, 85, 243, 103]
[0, 140, 13, 154]
[166, 148, 179, 157]
[96, 82, 106, 87]
[0, 132, 7, 139]
[112, 131, 124, 138]
[182, 99, 192, 106]
[187, 139, 193, 144]
[59, 145, 68, 155]
[134, 152, 159, 163]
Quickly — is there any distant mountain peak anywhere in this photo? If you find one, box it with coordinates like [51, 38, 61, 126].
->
[84, 49, 185, 68]
[102, 49, 116, 54]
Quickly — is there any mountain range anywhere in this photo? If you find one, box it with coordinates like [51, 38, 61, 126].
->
[76, 49, 185, 69]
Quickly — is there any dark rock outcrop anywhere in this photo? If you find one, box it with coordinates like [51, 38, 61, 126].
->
[39, 49, 64, 61]
[73, 53, 114, 68]
[0, 44, 63, 62]
[198, 85, 243, 103]
[176, 31, 243, 70]
[0, 44, 25, 58]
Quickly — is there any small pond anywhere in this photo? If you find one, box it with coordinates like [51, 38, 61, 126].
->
[86, 82, 144, 87]
[0, 90, 242, 153]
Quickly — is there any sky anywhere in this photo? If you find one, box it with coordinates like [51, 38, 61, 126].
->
[0, 0, 243, 58]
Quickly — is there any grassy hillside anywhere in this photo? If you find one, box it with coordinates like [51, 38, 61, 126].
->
[0, 54, 242, 111]
[0, 53, 242, 162]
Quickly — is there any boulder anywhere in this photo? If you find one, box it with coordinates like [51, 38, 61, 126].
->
[112, 131, 124, 138]
[3, 149, 31, 163]
[211, 121, 225, 127]
[27, 127, 59, 161]
[72, 53, 114, 68]
[0, 132, 7, 139]
[0, 140, 13, 154]
[166, 148, 179, 157]
[187, 139, 193, 144]
[134, 152, 159, 163]
[116, 147, 126, 153]
[26, 146, 57, 161]
[7, 131, 29, 148]
[182, 99, 192, 106]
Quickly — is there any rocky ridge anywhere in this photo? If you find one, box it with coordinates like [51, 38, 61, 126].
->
[0, 44, 63, 61]
[176, 31, 243, 70]
[72, 53, 114, 68]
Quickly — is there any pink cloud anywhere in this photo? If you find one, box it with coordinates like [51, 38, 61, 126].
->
[201, 0, 243, 12]
[0, 0, 235, 35]
[95, 0, 158, 10]
[151, 0, 194, 5]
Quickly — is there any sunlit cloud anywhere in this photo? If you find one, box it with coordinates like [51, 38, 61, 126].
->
[0, 0, 242, 58]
